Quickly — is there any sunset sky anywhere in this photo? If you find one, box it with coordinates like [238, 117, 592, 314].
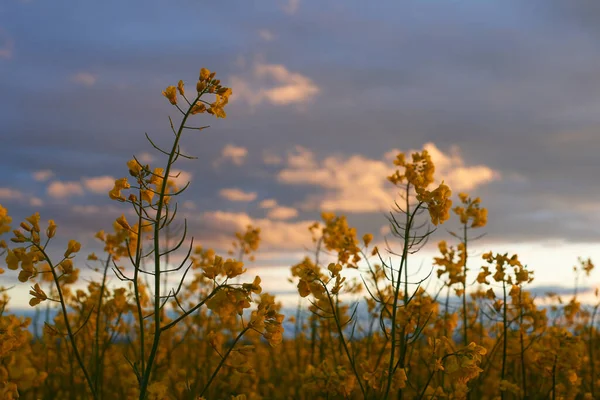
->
[2, 0, 600, 308]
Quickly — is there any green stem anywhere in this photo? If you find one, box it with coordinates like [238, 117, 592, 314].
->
[323, 281, 366, 397]
[94, 254, 112, 398]
[519, 287, 527, 399]
[35, 244, 98, 400]
[501, 279, 507, 400]
[462, 223, 468, 347]
[131, 192, 146, 378]
[384, 185, 421, 400]
[199, 326, 250, 398]
[139, 90, 205, 400]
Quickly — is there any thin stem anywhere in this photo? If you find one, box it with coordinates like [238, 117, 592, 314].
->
[519, 286, 527, 399]
[199, 326, 250, 398]
[132, 197, 146, 378]
[94, 254, 112, 397]
[139, 89, 206, 400]
[34, 243, 98, 400]
[322, 281, 367, 397]
[501, 279, 507, 400]
[462, 223, 468, 347]
[385, 184, 422, 400]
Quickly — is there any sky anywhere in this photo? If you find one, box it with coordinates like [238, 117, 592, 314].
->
[1, 0, 600, 308]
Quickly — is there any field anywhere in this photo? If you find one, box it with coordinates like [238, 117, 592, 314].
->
[0, 67, 598, 400]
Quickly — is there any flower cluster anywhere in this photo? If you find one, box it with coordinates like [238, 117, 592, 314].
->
[162, 67, 232, 118]
[387, 150, 452, 225]
[453, 192, 488, 228]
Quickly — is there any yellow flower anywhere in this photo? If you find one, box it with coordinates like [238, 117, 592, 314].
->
[363, 233, 373, 247]
[199, 67, 211, 82]
[207, 93, 228, 118]
[147, 381, 169, 399]
[150, 168, 164, 187]
[0, 204, 11, 235]
[6, 249, 19, 270]
[162, 85, 177, 105]
[127, 159, 142, 177]
[327, 262, 342, 277]
[46, 220, 57, 238]
[297, 280, 310, 297]
[94, 230, 105, 242]
[25, 212, 41, 233]
[454, 192, 488, 228]
[109, 177, 130, 201]
[396, 368, 408, 389]
[29, 283, 47, 307]
[423, 182, 452, 225]
[476, 267, 491, 285]
[64, 240, 81, 258]
[242, 275, 262, 294]
[59, 259, 74, 274]
[116, 214, 131, 231]
[190, 102, 206, 115]
[224, 259, 246, 278]
[218, 87, 232, 101]
[177, 79, 185, 95]
[140, 189, 154, 203]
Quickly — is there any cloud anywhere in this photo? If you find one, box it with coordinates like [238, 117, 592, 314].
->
[71, 72, 97, 86]
[0, 188, 25, 201]
[199, 211, 312, 251]
[215, 144, 248, 167]
[277, 143, 500, 213]
[262, 151, 283, 166]
[219, 188, 258, 202]
[72, 205, 102, 214]
[47, 181, 84, 199]
[182, 200, 196, 210]
[286, 145, 316, 169]
[72, 204, 129, 216]
[420, 143, 501, 192]
[79, 170, 191, 198]
[258, 29, 275, 41]
[33, 170, 54, 182]
[278, 147, 392, 212]
[260, 199, 277, 209]
[282, 0, 300, 15]
[267, 205, 298, 220]
[82, 176, 115, 194]
[0, 188, 43, 207]
[258, 198, 298, 220]
[137, 152, 155, 164]
[170, 169, 192, 189]
[230, 61, 319, 107]
[29, 197, 43, 207]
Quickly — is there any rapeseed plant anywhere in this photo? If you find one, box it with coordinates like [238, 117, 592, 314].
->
[0, 68, 599, 400]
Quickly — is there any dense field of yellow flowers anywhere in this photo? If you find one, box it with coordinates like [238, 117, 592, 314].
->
[0, 68, 599, 400]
